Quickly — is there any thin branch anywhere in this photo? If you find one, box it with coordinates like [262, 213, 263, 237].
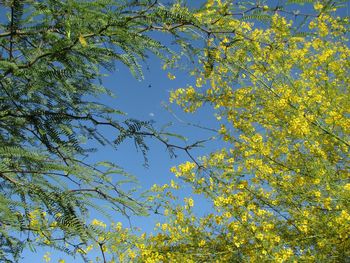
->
[9, 5, 15, 59]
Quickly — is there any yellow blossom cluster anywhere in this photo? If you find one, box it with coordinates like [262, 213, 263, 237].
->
[135, 0, 350, 262]
[72, 2, 349, 262]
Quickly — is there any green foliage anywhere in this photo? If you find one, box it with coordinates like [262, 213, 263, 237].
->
[0, 0, 199, 261]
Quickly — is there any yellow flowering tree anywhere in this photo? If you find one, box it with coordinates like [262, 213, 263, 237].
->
[50, 1, 349, 262]
[131, 0, 350, 262]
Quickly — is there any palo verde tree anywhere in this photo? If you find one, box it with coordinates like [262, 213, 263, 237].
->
[111, 0, 349, 262]
[0, 0, 201, 262]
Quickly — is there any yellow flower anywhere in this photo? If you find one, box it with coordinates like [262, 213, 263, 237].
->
[167, 72, 176, 80]
[78, 35, 88, 47]
[314, 2, 323, 10]
[43, 252, 51, 263]
[185, 197, 194, 207]
[344, 184, 350, 191]
[91, 219, 107, 228]
[199, 240, 206, 247]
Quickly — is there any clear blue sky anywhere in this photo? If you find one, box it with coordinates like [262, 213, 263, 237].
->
[22, 49, 219, 262]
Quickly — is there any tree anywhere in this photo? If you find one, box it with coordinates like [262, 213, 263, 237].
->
[0, 0, 200, 261]
[119, 0, 349, 262]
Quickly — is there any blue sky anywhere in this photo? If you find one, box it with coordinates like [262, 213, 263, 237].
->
[22, 48, 219, 262]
